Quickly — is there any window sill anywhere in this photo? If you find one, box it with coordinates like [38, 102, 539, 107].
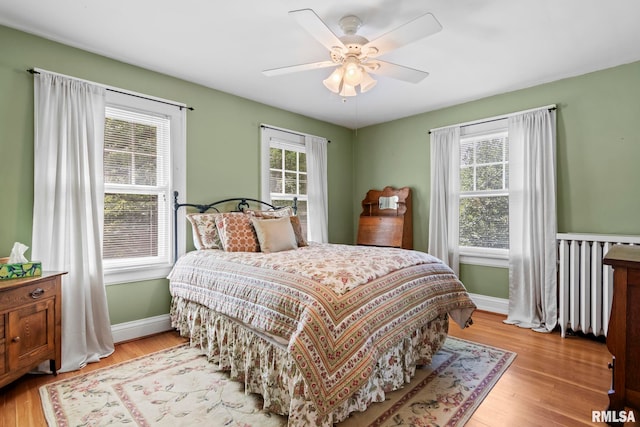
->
[104, 263, 173, 286]
[459, 247, 509, 268]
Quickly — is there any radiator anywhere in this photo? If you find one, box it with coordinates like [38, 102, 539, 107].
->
[557, 233, 640, 338]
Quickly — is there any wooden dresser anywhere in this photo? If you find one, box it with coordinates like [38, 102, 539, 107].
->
[603, 245, 640, 416]
[357, 186, 412, 249]
[0, 271, 64, 388]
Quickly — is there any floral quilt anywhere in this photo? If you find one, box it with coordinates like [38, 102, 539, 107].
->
[168, 243, 475, 416]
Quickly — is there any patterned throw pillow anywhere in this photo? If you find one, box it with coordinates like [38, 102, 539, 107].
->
[246, 206, 294, 218]
[246, 207, 308, 247]
[186, 213, 222, 250]
[288, 215, 308, 247]
[214, 213, 260, 252]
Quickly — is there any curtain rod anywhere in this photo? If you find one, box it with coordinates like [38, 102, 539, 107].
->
[428, 105, 556, 134]
[260, 124, 331, 143]
[27, 68, 194, 111]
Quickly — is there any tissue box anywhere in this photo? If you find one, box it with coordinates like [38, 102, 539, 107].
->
[0, 259, 42, 280]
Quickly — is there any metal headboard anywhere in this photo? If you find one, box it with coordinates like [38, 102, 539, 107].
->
[173, 191, 297, 261]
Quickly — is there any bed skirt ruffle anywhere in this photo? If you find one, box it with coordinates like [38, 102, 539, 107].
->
[170, 296, 449, 427]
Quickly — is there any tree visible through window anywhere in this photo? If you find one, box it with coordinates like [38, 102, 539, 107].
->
[459, 132, 509, 249]
[269, 145, 308, 238]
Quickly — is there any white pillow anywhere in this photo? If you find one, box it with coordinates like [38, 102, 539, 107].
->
[250, 216, 298, 253]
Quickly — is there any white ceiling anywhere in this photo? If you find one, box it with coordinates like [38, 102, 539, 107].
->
[1, 0, 640, 129]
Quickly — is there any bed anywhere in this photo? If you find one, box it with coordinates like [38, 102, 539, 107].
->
[167, 194, 476, 426]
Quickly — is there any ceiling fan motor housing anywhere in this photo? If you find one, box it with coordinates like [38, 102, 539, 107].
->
[334, 15, 370, 60]
[340, 34, 369, 54]
[339, 15, 362, 35]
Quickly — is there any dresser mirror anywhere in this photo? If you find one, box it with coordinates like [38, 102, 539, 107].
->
[378, 195, 399, 210]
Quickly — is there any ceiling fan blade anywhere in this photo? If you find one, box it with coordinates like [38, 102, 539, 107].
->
[289, 9, 346, 51]
[367, 60, 429, 83]
[262, 60, 336, 77]
[363, 13, 442, 57]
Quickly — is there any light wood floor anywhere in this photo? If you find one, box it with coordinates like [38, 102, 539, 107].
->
[0, 311, 628, 426]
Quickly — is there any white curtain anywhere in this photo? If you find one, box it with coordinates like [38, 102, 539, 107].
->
[504, 108, 557, 332]
[32, 72, 115, 372]
[428, 127, 461, 275]
[305, 136, 328, 243]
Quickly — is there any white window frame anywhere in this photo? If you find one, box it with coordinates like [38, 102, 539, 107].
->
[103, 90, 186, 285]
[268, 140, 307, 205]
[260, 126, 308, 234]
[458, 120, 509, 268]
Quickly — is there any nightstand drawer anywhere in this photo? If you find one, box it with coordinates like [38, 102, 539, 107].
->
[0, 279, 56, 311]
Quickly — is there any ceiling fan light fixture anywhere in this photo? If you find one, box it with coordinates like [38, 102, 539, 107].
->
[324, 62, 377, 96]
[343, 61, 364, 86]
[323, 66, 345, 93]
[339, 82, 357, 97]
[360, 70, 377, 93]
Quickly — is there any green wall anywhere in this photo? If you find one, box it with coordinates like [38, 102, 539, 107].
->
[354, 61, 640, 298]
[0, 25, 354, 324]
[3, 23, 639, 316]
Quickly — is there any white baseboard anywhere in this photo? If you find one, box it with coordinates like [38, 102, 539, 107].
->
[111, 314, 173, 343]
[468, 293, 509, 315]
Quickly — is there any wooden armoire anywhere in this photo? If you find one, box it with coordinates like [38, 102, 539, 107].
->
[356, 186, 412, 249]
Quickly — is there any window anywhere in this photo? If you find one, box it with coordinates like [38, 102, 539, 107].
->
[261, 127, 308, 239]
[458, 120, 509, 266]
[103, 91, 185, 284]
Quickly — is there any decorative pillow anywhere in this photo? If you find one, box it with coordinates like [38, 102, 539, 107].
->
[288, 215, 308, 247]
[246, 207, 308, 247]
[186, 213, 222, 250]
[250, 216, 298, 253]
[246, 206, 294, 219]
[214, 213, 260, 252]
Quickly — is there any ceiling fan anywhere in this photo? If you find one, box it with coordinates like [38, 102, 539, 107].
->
[262, 8, 442, 96]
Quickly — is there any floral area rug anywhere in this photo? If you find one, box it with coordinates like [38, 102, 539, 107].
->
[39, 344, 286, 427]
[340, 337, 516, 427]
[40, 337, 515, 427]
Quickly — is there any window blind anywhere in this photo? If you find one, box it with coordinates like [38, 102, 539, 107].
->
[103, 107, 171, 265]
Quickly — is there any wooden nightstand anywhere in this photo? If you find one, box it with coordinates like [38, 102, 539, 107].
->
[0, 271, 65, 388]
